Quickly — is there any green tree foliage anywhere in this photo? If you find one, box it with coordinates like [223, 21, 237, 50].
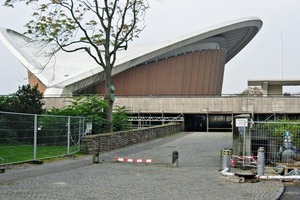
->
[253, 119, 300, 147]
[0, 84, 45, 144]
[4, 0, 149, 132]
[47, 96, 108, 134]
[113, 105, 131, 132]
[0, 115, 18, 144]
[14, 84, 45, 114]
[0, 84, 45, 114]
[47, 96, 131, 134]
[0, 96, 11, 111]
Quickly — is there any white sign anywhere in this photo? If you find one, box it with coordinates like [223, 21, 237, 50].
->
[85, 122, 93, 134]
[236, 118, 248, 127]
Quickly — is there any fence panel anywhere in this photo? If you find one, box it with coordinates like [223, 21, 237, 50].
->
[235, 121, 300, 170]
[0, 111, 92, 165]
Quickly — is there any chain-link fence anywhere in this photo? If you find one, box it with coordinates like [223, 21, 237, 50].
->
[0, 111, 92, 165]
[233, 120, 300, 172]
[251, 121, 300, 163]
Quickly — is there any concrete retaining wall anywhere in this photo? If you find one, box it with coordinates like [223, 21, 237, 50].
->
[81, 123, 182, 154]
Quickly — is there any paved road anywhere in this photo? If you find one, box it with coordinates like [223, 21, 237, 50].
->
[280, 181, 300, 200]
[0, 132, 284, 200]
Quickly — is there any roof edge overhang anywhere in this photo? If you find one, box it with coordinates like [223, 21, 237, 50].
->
[114, 17, 262, 70]
[248, 79, 300, 86]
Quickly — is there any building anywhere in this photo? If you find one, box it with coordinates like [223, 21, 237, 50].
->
[248, 79, 300, 96]
[0, 17, 264, 131]
[0, 17, 262, 97]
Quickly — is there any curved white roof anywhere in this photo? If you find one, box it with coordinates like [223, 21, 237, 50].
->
[0, 17, 262, 96]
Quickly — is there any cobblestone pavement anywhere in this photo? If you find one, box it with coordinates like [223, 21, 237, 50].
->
[0, 132, 284, 200]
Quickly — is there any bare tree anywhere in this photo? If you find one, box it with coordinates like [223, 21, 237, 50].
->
[4, 0, 149, 132]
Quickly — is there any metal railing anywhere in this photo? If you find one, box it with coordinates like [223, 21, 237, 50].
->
[0, 111, 92, 165]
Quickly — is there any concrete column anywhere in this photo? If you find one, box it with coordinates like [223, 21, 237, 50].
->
[257, 147, 265, 176]
[172, 151, 179, 167]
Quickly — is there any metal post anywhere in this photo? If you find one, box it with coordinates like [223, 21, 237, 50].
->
[257, 147, 265, 176]
[220, 148, 232, 170]
[206, 113, 209, 132]
[67, 116, 71, 155]
[33, 114, 37, 161]
[243, 125, 246, 168]
[78, 118, 82, 151]
[138, 111, 141, 129]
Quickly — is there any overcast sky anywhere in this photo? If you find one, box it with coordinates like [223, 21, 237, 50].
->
[1, 0, 300, 95]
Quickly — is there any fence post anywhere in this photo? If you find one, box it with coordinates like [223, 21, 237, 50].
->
[78, 118, 82, 151]
[67, 116, 71, 155]
[33, 114, 38, 161]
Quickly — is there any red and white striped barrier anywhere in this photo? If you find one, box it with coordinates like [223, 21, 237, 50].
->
[114, 157, 154, 164]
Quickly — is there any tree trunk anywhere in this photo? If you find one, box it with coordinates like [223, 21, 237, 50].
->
[104, 66, 113, 132]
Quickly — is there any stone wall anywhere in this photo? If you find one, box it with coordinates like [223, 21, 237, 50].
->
[81, 123, 182, 154]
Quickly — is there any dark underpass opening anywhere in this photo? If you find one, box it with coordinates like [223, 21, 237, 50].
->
[184, 114, 232, 132]
[129, 113, 232, 132]
[184, 114, 206, 132]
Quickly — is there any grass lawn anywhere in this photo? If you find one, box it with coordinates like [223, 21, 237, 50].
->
[0, 144, 79, 165]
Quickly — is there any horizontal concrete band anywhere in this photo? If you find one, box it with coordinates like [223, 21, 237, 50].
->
[45, 96, 300, 114]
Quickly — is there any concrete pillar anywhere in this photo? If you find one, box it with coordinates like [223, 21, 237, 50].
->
[93, 149, 100, 163]
[172, 151, 179, 167]
[257, 147, 265, 176]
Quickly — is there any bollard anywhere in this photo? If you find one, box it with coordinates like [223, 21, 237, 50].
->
[0, 166, 5, 173]
[257, 147, 265, 176]
[220, 148, 232, 170]
[172, 151, 179, 167]
[93, 149, 100, 163]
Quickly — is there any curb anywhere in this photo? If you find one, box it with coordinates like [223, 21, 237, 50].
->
[274, 182, 285, 200]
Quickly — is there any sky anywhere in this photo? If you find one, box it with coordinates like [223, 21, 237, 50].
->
[1, 0, 300, 95]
